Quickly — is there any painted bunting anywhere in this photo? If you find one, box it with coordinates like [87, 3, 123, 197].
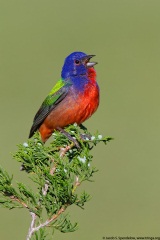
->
[29, 52, 99, 142]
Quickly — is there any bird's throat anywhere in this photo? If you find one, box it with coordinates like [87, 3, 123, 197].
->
[87, 67, 97, 83]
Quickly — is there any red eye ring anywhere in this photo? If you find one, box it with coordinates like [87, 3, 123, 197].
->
[75, 60, 80, 65]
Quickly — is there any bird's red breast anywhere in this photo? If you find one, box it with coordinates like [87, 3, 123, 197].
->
[39, 67, 99, 142]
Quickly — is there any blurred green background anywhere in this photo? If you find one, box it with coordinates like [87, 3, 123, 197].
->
[1, 0, 160, 239]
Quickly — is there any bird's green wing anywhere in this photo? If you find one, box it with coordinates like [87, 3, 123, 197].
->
[29, 78, 72, 138]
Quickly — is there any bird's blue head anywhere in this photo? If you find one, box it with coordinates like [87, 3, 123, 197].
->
[61, 51, 97, 79]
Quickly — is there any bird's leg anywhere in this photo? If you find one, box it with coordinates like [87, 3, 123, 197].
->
[79, 124, 92, 141]
[79, 124, 88, 131]
[57, 127, 80, 148]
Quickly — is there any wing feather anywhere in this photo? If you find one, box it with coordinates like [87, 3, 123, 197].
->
[29, 79, 71, 138]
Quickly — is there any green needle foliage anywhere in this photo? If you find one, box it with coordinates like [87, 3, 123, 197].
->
[0, 124, 112, 239]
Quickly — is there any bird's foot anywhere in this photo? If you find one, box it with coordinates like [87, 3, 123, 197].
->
[57, 127, 80, 148]
[79, 124, 92, 140]
[80, 133, 92, 141]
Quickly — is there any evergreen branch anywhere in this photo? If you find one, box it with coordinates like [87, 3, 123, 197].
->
[0, 124, 112, 239]
[72, 176, 80, 194]
[10, 195, 29, 209]
[27, 212, 37, 240]
[27, 206, 66, 240]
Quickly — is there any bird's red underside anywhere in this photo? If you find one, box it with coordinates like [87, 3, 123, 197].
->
[39, 67, 99, 142]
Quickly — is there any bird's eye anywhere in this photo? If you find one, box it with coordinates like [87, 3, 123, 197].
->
[75, 60, 80, 65]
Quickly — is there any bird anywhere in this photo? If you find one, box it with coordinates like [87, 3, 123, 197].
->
[29, 51, 99, 143]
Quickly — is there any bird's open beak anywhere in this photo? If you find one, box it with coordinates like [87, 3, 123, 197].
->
[86, 61, 97, 67]
[82, 55, 98, 68]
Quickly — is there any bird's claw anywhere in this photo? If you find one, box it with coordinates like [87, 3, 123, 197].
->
[80, 133, 92, 141]
[57, 127, 80, 148]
